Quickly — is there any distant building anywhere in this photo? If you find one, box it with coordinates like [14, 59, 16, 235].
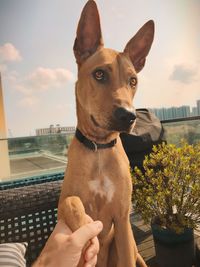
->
[151, 106, 190, 120]
[197, 100, 200, 116]
[150, 102, 200, 121]
[177, 106, 190, 118]
[191, 107, 198, 116]
[36, 125, 75, 136]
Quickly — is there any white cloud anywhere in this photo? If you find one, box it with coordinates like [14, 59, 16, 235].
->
[15, 84, 33, 96]
[136, 59, 200, 109]
[6, 67, 75, 110]
[27, 67, 75, 90]
[3, 70, 33, 96]
[0, 43, 22, 63]
[170, 64, 198, 84]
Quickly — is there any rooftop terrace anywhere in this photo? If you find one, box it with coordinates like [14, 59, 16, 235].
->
[0, 116, 200, 266]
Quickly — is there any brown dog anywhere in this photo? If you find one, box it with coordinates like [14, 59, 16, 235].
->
[58, 1, 154, 266]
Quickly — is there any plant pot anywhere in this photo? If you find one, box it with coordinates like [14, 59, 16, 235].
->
[196, 238, 200, 267]
[151, 223, 195, 267]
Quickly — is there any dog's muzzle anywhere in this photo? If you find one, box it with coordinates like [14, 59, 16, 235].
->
[110, 107, 136, 132]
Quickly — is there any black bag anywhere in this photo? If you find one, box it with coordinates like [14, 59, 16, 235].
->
[120, 108, 165, 171]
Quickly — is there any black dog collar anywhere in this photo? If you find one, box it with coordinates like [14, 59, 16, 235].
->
[75, 128, 117, 151]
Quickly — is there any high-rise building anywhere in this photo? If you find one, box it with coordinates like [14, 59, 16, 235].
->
[177, 106, 190, 118]
[191, 107, 198, 116]
[197, 100, 200, 116]
[151, 105, 191, 120]
[150, 101, 200, 120]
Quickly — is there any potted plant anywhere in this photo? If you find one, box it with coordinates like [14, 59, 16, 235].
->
[132, 141, 200, 267]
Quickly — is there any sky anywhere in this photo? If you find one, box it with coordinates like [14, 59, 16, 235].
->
[0, 0, 200, 137]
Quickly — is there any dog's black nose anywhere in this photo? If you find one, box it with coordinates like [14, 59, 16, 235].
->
[114, 107, 136, 126]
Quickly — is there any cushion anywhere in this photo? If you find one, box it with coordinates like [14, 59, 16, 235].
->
[0, 242, 27, 267]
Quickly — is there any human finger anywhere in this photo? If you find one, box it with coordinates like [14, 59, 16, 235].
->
[84, 236, 99, 261]
[84, 255, 97, 267]
[70, 221, 103, 248]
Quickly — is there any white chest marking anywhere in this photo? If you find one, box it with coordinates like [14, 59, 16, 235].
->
[88, 176, 115, 203]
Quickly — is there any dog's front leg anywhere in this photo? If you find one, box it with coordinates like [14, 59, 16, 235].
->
[114, 214, 138, 267]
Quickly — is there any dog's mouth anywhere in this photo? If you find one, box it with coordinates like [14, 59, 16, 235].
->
[108, 119, 136, 133]
[90, 114, 136, 133]
[109, 107, 136, 132]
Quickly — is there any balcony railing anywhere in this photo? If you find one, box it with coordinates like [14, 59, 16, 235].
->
[162, 115, 200, 145]
[0, 116, 200, 181]
[0, 133, 73, 181]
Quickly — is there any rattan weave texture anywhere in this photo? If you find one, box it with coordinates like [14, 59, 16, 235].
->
[0, 178, 63, 266]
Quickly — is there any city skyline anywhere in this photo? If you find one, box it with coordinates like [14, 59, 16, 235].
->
[0, 0, 200, 137]
[35, 99, 200, 137]
[4, 93, 200, 137]
[151, 99, 200, 121]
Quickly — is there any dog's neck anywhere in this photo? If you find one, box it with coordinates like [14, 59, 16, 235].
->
[76, 120, 119, 144]
[75, 128, 117, 151]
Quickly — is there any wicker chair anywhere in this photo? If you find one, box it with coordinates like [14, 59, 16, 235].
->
[0, 173, 64, 266]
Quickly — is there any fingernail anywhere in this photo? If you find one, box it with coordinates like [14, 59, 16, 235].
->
[94, 221, 103, 230]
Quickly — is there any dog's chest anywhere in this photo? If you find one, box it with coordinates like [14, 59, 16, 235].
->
[88, 176, 115, 203]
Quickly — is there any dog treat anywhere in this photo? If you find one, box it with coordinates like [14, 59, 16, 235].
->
[59, 196, 87, 231]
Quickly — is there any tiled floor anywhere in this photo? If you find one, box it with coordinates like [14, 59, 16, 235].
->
[9, 155, 66, 179]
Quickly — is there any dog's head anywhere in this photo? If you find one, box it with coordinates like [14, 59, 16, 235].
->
[74, 0, 154, 135]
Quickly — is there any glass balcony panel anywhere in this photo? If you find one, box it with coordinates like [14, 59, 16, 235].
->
[162, 116, 200, 146]
[0, 133, 73, 182]
[0, 116, 199, 182]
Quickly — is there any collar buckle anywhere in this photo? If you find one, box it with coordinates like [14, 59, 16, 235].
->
[92, 141, 98, 152]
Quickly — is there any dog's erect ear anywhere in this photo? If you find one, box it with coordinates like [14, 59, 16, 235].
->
[124, 20, 154, 73]
[74, 0, 103, 66]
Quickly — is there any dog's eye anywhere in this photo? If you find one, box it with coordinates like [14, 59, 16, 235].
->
[129, 77, 137, 88]
[93, 69, 106, 82]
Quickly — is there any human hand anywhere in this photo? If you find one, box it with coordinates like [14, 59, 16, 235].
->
[33, 218, 103, 267]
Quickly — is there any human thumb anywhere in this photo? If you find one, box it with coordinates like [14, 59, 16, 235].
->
[71, 221, 103, 248]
